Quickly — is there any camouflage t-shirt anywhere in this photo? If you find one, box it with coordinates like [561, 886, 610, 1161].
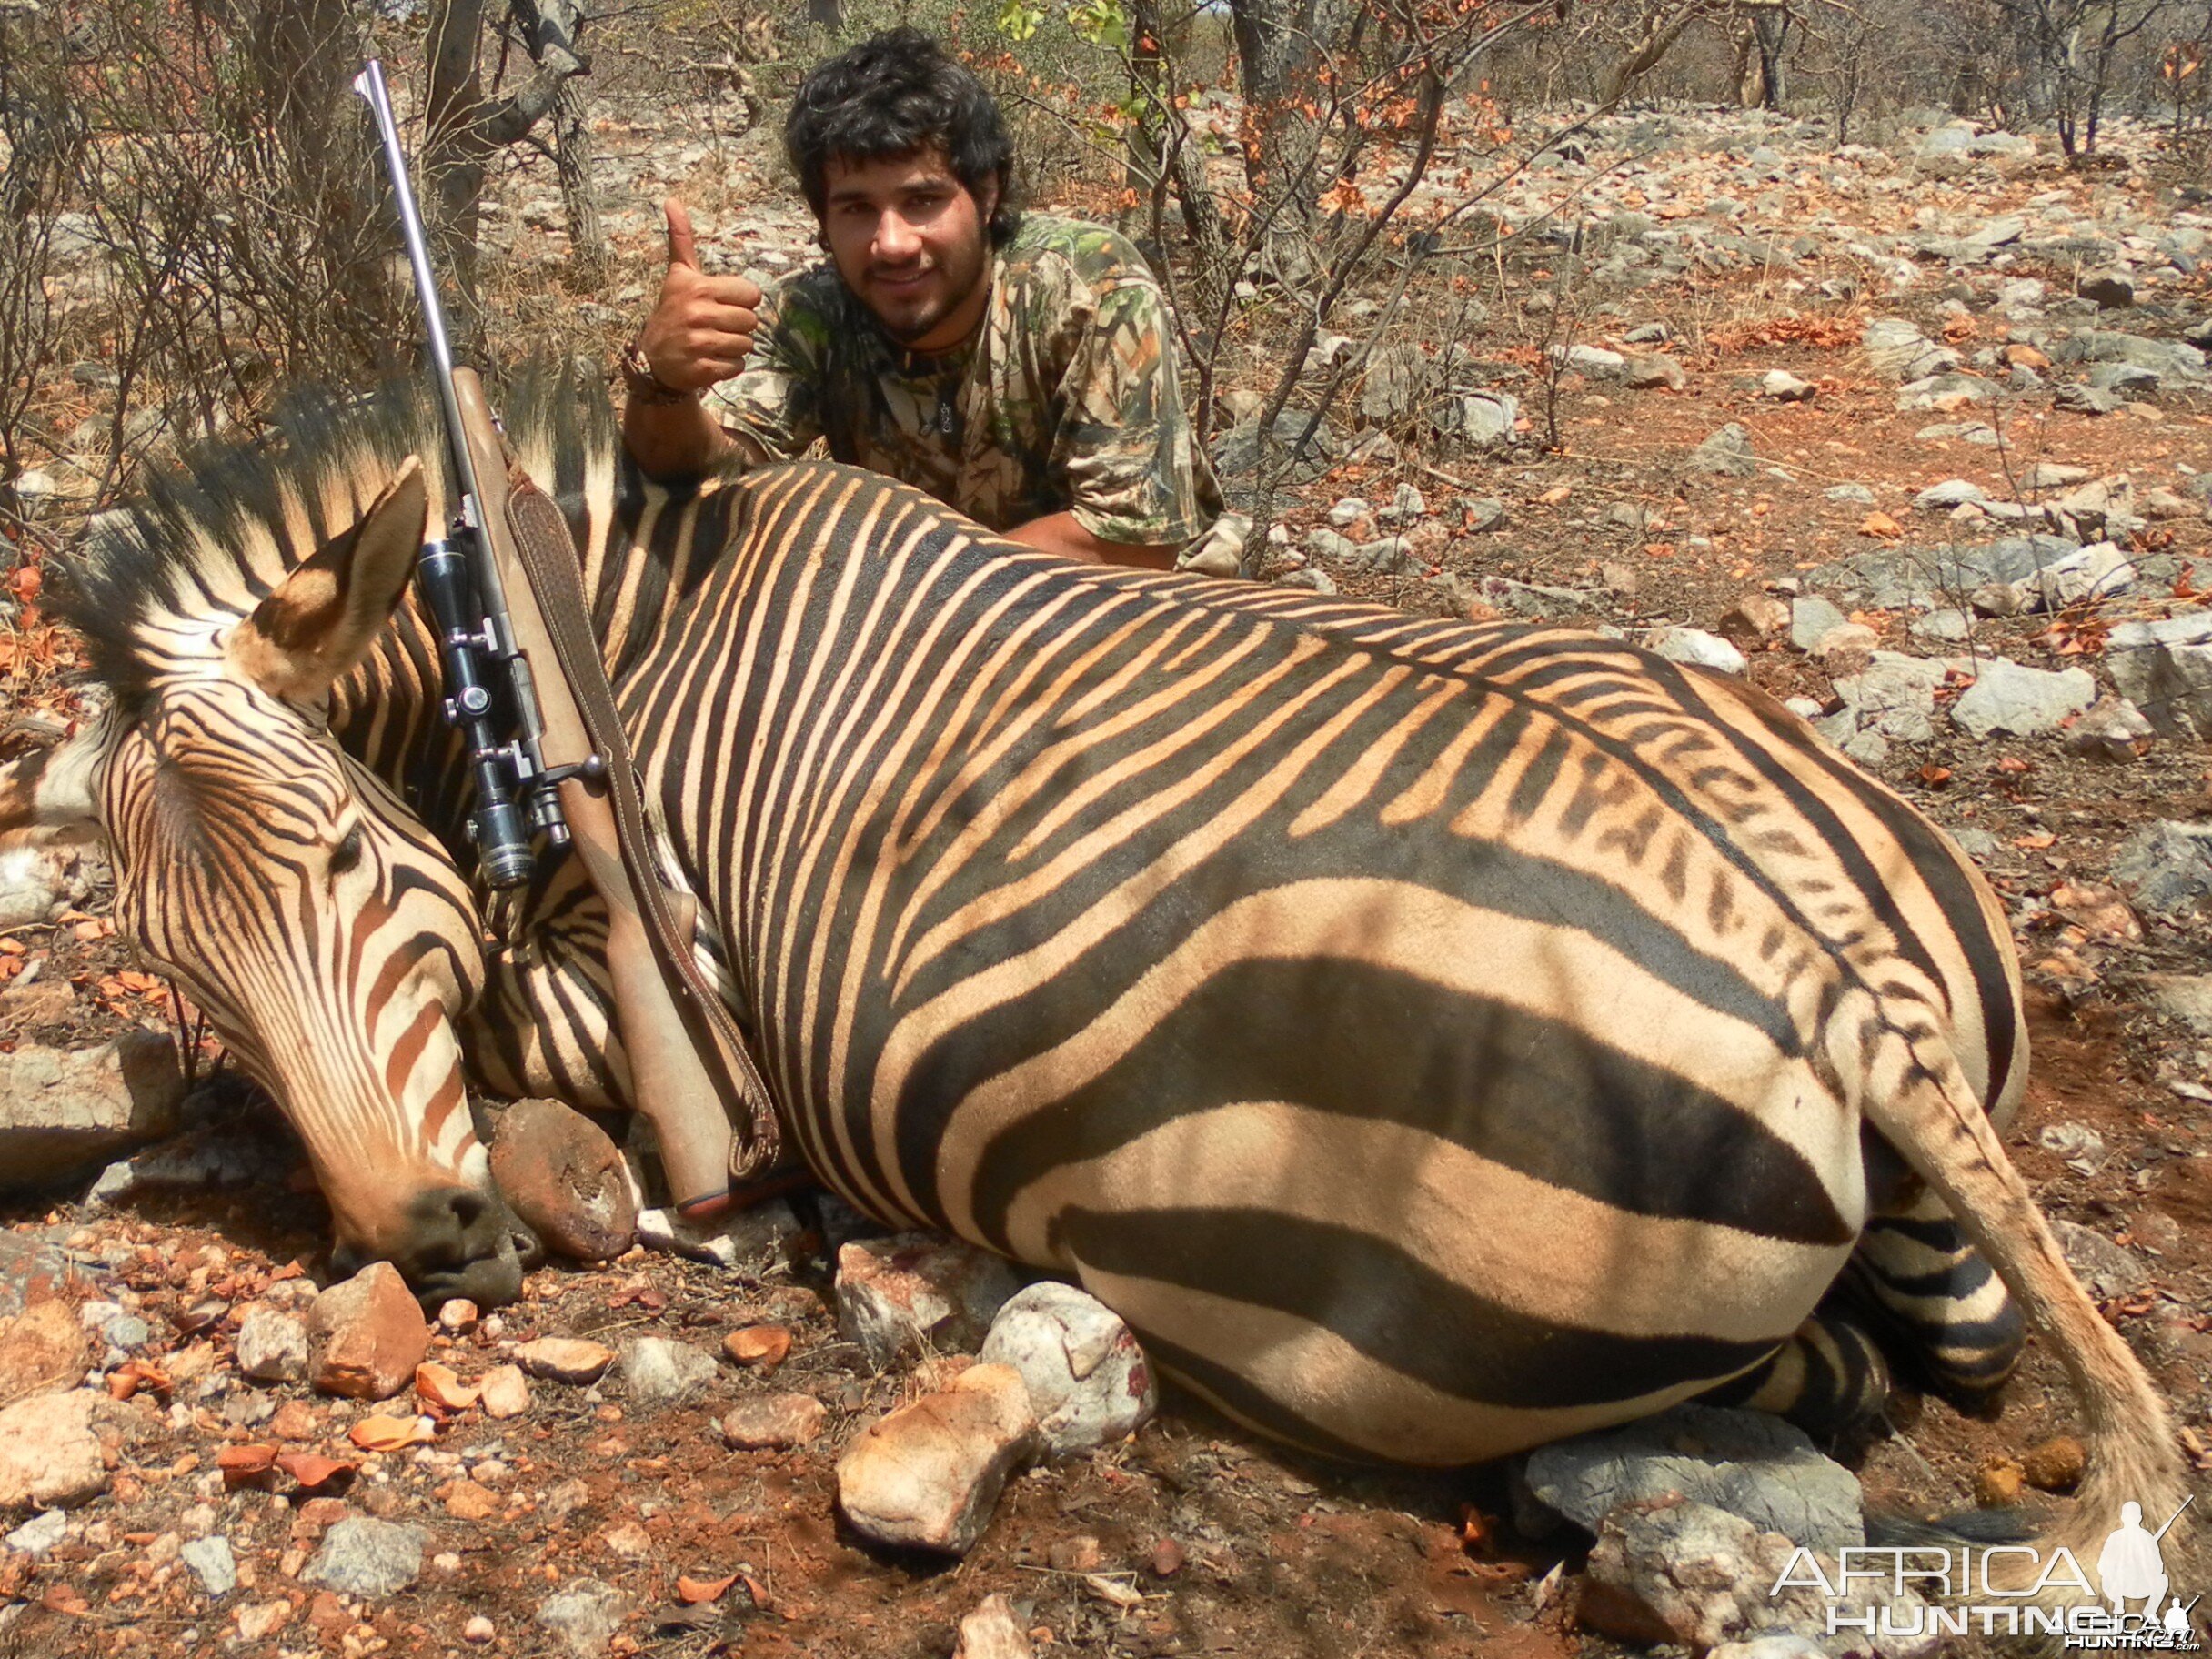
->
[705, 215, 1225, 548]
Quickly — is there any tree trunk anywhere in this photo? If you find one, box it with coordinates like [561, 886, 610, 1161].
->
[423, 0, 587, 355]
[553, 79, 606, 289]
[1228, 0, 1327, 225]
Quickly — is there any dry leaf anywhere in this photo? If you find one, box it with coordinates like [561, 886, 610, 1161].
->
[1081, 1574, 1144, 1611]
[216, 1444, 277, 1490]
[1537, 486, 1572, 505]
[1859, 512, 1903, 539]
[275, 1453, 356, 1493]
[417, 1362, 482, 1411]
[348, 1413, 436, 1452]
[676, 1574, 737, 1605]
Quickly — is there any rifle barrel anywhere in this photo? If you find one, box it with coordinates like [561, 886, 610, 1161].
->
[351, 60, 487, 535]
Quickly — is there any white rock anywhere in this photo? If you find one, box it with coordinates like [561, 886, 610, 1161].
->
[235, 1306, 309, 1384]
[1950, 658, 2096, 739]
[980, 1283, 1157, 1458]
[955, 1594, 1035, 1659]
[835, 1363, 1041, 1555]
[5, 1510, 67, 1554]
[836, 1236, 1025, 1372]
[617, 1337, 718, 1407]
[0, 1391, 107, 1511]
[1649, 628, 1747, 676]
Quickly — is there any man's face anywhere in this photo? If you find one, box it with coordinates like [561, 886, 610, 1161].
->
[821, 148, 997, 354]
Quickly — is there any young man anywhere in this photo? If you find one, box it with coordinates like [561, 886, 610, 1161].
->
[619, 27, 1239, 572]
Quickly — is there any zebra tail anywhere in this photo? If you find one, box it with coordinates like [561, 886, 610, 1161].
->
[1845, 1007, 2197, 1619]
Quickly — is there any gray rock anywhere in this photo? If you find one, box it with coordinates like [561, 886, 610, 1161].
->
[5, 1510, 66, 1555]
[1897, 372, 1996, 411]
[2077, 267, 2136, 308]
[1650, 628, 1747, 676]
[1347, 536, 1425, 577]
[1563, 344, 1626, 378]
[1463, 497, 1508, 533]
[1863, 317, 1958, 382]
[1835, 652, 1946, 743]
[1789, 597, 1848, 651]
[979, 1283, 1157, 1459]
[1689, 423, 1757, 478]
[1951, 826, 2003, 862]
[2066, 693, 2155, 760]
[2112, 820, 2212, 920]
[2088, 360, 2162, 397]
[2055, 382, 2122, 416]
[2023, 462, 2091, 489]
[181, 1534, 236, 1597]
[1470, 576, 1588, 622]
[537, 1578, 628, 1659]
[1913, 478, 1985, 510]
[1760, 370, 1815, 401]
[1908, 608, 1972, 643]
[1436, 391, 1518, 449]
[1950, 658, 2096, 738]
[0, 1031, 188, 1194]
[1275, 567, 1338, 594]
[1211, 412, 1338, 498]
[2108, 610, 2212, 738]
[2075, 330, 2207, 383]
[235, 1307, 309, 1385]
[1326, 498, 1370, 528]
[1825, 483, 1876, 506]
[1580, 1499, 1937, 1656]
[1305, 528, 1360, 565]
[2146, 976, 2212, 1037]
[617, 1337, 718, 1407]
[1524, 1403, 1864, 1551]
[1625, 353, 1686, 390]
[2051, 1220, 2146, 1300]
[302, 1517, 427, 1599]
[1709, 1639, 1830, 1659]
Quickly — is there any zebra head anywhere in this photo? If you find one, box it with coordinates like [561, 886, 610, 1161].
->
[3, 445, 533, 1309]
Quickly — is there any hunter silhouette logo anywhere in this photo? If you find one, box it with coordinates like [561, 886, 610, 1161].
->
[1770, 1496, 2200, 1649]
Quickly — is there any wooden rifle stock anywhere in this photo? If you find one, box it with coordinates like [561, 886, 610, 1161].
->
[451, 371, 777, 1218]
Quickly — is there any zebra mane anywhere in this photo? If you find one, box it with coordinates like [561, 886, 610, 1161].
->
[55, 357, 620, 718]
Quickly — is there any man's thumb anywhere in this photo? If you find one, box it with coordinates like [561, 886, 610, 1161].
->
[664, 200, 701, 271]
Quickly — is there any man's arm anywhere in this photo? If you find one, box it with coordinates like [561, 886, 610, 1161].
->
[622, 200, 765, 482]
[1003, 510, 1179, 569]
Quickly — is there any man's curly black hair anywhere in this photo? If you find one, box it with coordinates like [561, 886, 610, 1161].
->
[784, 27, 1021, 246]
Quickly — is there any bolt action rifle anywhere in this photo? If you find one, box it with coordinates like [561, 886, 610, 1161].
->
[353, 60, 779, 1218]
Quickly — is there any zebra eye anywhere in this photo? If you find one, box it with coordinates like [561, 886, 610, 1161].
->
[328, 823, 366, 878]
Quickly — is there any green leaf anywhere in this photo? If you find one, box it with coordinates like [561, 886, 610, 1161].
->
[996, 0, 1046, 42]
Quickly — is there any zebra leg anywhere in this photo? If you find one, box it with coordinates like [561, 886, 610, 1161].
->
[1700, 1306, 1894, 1438]
[1846, 1186, 2026, 1410]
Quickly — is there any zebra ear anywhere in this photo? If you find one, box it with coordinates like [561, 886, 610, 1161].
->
[0, 723, 105, 837]
[228, 456, 427, 702]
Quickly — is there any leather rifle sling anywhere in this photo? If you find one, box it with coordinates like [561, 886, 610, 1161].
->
[451, 372, 779, 1212]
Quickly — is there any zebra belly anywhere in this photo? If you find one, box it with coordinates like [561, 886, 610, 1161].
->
[769, 869, 1865, 1466]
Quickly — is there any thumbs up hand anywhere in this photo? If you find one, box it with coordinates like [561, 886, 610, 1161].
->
[633, 199, 765, 395]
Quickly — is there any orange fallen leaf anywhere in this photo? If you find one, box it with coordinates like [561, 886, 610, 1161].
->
[1537, 485, 1572, 505]
[1918, 765, 1953, 787]
[677, 1574, 738, 1605]
[417, 1362, 482, 1411]
[216, 1444, 277, 1490]
[349, 1413, 436, 1452]
[276, 1453, 356, 1493]
[1859, 512, 1902, 539]
[2015, 832, 2056, 850]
